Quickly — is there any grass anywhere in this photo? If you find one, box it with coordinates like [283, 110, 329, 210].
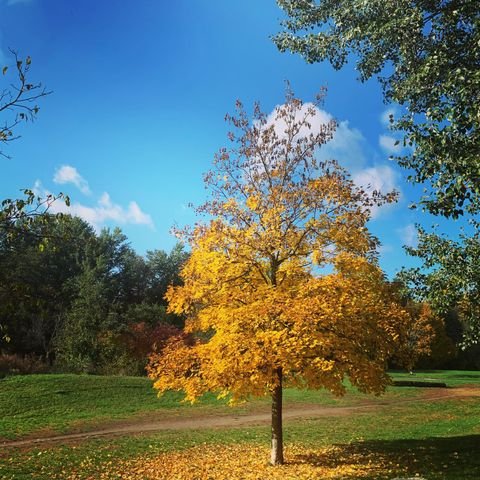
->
[1, 370, 478, 440]
[390, 369, 480, 386]
[1, 371, 479, 479]
[1, 397, 479, 479]
[0, 371, 430, 440]
[0, 374, 220, 439]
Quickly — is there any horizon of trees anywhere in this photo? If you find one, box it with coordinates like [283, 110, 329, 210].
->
[0, 212, 189, 375]
[2, 210, 479, 377]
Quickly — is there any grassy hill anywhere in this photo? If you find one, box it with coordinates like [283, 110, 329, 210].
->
[1, 371, 479, 479]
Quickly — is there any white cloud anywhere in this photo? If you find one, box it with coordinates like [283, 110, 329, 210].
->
[262, 102, 368, 171]
[94, 192, 154, 226]
[263, 102, 335, 141]
[397, 223, 418, 247]
[34, 179, 154, 232]
[127, 200, 153, 225]
[353, 165, 399, 193]
[379, 107, 410, 155]
[353, 165, 401, 218]
[32, 179, 42, 195]
[379, 134, 402, 155]
[319, 119, 367, 170]
[380, 107, 397, 127]
[53, 165, 91, 195]
[64, 193, 154, 231]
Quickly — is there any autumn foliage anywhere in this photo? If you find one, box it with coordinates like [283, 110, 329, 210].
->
[148, 88, 409, 464]
[122, 321, 182, 361]
[88, 443, 408, 480]
[393, 302, 437, 372]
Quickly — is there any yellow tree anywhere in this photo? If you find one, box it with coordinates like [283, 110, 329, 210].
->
[394, 301, 437, 373]
[148, 88, 408, 465]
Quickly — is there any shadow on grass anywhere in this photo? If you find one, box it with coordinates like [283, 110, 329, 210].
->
[290, 435, 480, 479]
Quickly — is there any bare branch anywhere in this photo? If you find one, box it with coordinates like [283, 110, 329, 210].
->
[0, 49, 52, 158]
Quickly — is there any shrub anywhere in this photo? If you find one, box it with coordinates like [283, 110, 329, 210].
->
[0, 353, 49, 377]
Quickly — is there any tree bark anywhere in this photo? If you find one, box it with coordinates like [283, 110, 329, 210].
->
[270, 367, 284, 465]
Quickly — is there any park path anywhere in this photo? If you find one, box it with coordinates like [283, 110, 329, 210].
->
[2, 386, 478, 449]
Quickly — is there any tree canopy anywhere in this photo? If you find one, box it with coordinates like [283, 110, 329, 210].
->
[274, 0, 480, 218]
[399, 227, 480, 346]
[0, 212, 187, 374]
[148, 89, 408, 465]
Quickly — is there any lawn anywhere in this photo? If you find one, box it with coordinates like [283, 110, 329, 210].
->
[1, 371, 479, 479]
[0, 371, 431, 440]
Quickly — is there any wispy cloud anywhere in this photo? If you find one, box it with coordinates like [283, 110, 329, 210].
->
[380, 107, 397, 127]
[397, 223, 418, 247]
[51, 192, 154, 232]
[262, 102, 335, 143]
[263, 102, 368, 171]
[35, 170, 154, 232]
[320, 119, 367, 170]
[379, 134, 402, 154]
[353, 165, 400, 193]
[353, 165, 401, 218]
[379, 107, 409, 155]
[96, 192, 154, 227]
[53, 165, 91, 195]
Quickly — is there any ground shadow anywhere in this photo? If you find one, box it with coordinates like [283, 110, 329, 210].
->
[288, 434, 480, 479]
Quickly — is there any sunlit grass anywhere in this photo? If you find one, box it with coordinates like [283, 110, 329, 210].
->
[1, 371, 478, 440]
[1, 371, 479, 479]
[1, 397, 479, 479]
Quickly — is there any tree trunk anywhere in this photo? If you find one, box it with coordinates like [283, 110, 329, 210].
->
[270, 367, 284, 465]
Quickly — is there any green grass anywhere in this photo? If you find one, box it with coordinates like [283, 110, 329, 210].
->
[0, 374, 232, 440]
[1, 396, 479, 479]
[389, 369, 480, 386]
[1, 371, 478, 440]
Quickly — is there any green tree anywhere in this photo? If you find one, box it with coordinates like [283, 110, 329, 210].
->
[55, 266, 110, 373]
[54, 228, 135, 372]
[398, 227, 480, 345]
[94, 228, 145, 309]
[145, 243, 189, 306]
[274, 0, 480, 217]
[0, 214, 96, 359]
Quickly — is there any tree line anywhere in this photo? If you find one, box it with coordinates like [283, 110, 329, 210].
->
[1, 208, 478, 376]
[0, 213, 188, 375]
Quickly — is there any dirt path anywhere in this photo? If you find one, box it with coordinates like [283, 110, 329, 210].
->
[2, 386, 479, 449]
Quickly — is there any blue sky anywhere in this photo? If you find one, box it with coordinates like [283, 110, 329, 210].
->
[0, 0, 463, 278]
